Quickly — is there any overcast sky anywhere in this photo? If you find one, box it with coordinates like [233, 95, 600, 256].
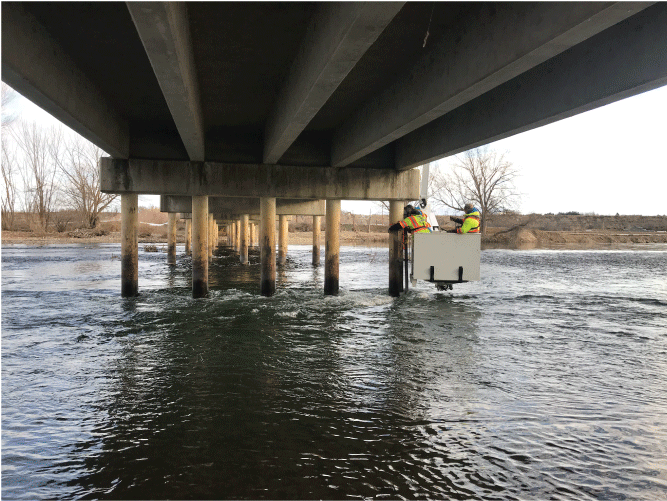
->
[8, 84, 667, 216]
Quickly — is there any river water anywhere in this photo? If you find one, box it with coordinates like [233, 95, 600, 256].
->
[2, 243, 666, 500]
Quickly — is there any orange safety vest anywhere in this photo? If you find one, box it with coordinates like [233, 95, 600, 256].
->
[400, 213, 432, 233]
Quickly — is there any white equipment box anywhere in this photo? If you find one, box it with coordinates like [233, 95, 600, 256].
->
[412, 233, 481, 284]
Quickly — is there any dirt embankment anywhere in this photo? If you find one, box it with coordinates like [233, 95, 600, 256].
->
[3, 213, 666, 249]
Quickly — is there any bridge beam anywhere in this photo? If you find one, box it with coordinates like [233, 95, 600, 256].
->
[395, 3, 667, 169]
[263, 2, 403, 164]
[331, 2, 652, 167]
[1, 3, 129, 158]
[127, 2, 205, 161]
[101, 159, 420, 201]
[161, 196, 326, 216]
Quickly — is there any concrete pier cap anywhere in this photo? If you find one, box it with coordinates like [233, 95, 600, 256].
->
[102, 160, 420, 201]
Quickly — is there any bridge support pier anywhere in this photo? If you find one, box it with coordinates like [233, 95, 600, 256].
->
[389, 200, 404, 296]
[249, 222, 254, 248]
[324, 199, 340, 295]
[192, 196, 208, 298]
[234, 221, 241, 252]
[121, 193, 138, 297]
[212, 214, 217, 257]
[167, 212, 177, 265]
[312, 215, 321, 266]
[240, 214, 249, 265]
[185, 219, 191, 256]
[278, 215, 288, 265]
[260, 197, 277, 296]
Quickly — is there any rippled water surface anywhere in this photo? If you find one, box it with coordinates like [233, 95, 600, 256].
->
[2, 243, 667, 500]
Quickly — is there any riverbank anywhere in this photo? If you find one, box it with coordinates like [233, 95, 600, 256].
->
[3, 228, 667, 249]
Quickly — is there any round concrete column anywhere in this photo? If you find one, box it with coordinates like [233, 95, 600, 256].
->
[249, 222, 254, 248]
[121, 193, 138, 297]
[278, 215, 288, 265]
[260, 197, 276, 296]
[240, 214, 249, 265]
[167, 212, 177, 265]
[389, 201, 404, 296]
[208, 213, 214, 258]
[185, 219, 191, 256]
[324, 199, 341, 295]
[192, 196, 208, 298]
[312, 215, 321, 266]
[234, 220, 241, 252]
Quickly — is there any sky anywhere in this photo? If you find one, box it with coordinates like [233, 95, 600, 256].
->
[7, 83, 667, 216]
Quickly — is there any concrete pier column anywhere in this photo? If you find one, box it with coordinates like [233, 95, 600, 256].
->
[215, 221, 219, 249]
[249, 222, 254, 248]
[240, 214, 249, 265]
[228, 224, 233, 246]
[121, 193, 138, 297]
[167, 212, 177, 265]
[208, 213, 214, 258]
[254, 224, 258, 247]
[312, 215, 321, 266]
[389, 200, 404, 296]
[260, 197, 276, 296]
[324, 199, 341, 295]
[185, 219, 191, 255]
[235, 220, 241, 252]
[278, 215, 289, 265]
[192, 196, 208, 298]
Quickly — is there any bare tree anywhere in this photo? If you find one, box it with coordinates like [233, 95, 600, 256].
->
[2, 83, 18, 131]
[431, 147, 520, 233]
[1, 136, 18, 230]
[54, 135, 117, 228]
[11, 121, 62, 232]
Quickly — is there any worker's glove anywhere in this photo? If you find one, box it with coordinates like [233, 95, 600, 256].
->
[449, 215, 456, 221]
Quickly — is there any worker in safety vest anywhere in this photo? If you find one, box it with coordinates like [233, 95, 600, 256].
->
[448, 203, 481, 233]
[388, 204, 432, 233]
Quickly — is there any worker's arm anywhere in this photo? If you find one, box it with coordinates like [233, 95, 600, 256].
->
[450, 215, 464, 225]
[388, 221, 403, 232]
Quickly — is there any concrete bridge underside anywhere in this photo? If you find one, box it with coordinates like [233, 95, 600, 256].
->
[3, 2, 666, 296]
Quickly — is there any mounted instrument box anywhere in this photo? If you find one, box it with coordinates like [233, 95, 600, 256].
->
[411, 233, 481, 286]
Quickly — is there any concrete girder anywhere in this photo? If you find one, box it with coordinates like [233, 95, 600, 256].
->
[100, 159, 420, 200]
[1, 3, 129, 158]
[160, 196, 325, 216]
[263, 2, 404, 164]
[214, 215, 288, 223]
[330, 2, 653, 168]
[395, 3, 667, 170]
[127, 2, 205, 161]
